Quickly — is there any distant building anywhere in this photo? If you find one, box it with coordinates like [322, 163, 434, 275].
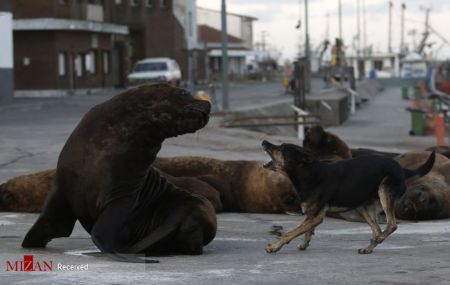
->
[197, 6, 257, 79]
[10, 0, 203, 95]
[347, 53, 400, 79]
[0, 0, 14, 103]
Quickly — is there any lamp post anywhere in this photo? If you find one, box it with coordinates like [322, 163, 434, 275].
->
[220, 0, 229, 110]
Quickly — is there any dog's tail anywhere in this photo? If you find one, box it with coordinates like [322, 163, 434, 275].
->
[402, 151, 436, 179]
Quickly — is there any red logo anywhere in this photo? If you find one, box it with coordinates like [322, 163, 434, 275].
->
[5, 255, 53, 272]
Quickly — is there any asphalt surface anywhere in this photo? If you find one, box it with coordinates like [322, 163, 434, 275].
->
[0, 81, 449, 284]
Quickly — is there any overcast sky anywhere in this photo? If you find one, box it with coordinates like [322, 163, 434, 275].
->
[197, 0, 450, 61]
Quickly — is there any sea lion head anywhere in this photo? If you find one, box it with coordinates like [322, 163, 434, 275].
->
[125, 84, 211, 140]
[303, 125, 351, 159]
[395, 185, 443, 220]
[0, 185, 17, 211]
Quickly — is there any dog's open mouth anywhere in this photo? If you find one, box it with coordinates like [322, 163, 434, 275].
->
[262, 140, 276, 170]
[263, 159, 275, 170]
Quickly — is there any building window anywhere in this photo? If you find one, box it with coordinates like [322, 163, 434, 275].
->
[75, 54, 83, 77]
[58, 53, 66, 76]
[145, 0, 152, 7]
[103, 51, 110, 74]
[85, 51, 96, 74]
[160, 0, 166, 9]
[373, 60, 383, 71]
[129, 0, 138, 7]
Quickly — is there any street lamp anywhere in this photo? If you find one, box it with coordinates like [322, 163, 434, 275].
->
[220, 0, 229, 111]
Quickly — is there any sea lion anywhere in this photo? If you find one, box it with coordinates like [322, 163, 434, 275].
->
[21, 84, 216, 261]
[0, 168, 223, 213]
[303, 125, 352, 160]
[425, 145, 450, 160]
[394, 151, 450, 220]
[154, 157, 301, 213]
[0, 169, 54, 212]
[1, 157, 300, 215]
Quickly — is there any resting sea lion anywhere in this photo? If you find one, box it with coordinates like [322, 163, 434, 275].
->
[394, 151, 450, 220]
[154, 157, 301, 213]
[0, 168, 223, 213]
[0, 169, 54, 212]
[21, 84, 216, 261]
[425, 145, 450, 160]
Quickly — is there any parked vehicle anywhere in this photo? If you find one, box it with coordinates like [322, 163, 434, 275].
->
[127, 57, 182, 86]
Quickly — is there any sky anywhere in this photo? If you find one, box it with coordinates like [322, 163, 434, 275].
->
[197, 0, 450, 62]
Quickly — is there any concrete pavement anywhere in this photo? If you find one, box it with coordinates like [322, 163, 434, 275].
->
[1, 82, 450, 284]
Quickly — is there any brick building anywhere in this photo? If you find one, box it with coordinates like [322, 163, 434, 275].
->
[10, 0, 200, 94]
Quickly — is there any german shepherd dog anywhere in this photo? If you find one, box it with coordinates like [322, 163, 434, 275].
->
[262, 140, 435, 254]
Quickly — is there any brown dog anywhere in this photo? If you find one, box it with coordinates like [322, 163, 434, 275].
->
[262, 140, 435, 254]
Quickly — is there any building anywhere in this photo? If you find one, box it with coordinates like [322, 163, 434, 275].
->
[347, 53, 400, 79]
[197, 6, 257, 79]
[0, 0, 14, 103]
[10, 0, 202, 95]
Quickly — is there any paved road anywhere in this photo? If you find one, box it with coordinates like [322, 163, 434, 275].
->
[1, 82, 450, 284]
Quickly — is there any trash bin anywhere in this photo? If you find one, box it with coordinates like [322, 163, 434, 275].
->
[407, 108, 425, 136]
[402, 86, 409, 100]
[413, 86, 422, 100]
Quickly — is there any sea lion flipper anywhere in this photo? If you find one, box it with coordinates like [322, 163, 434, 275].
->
[22, 187, 76, 248]
[128, 223, 178, 253]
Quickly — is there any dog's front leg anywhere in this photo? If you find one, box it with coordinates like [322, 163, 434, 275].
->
[266, 209, 326, 253]
[298, 229, 315, 250]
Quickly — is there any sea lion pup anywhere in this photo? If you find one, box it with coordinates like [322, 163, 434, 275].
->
[22, 84, 216, 262]
[395, 151, 450, 220]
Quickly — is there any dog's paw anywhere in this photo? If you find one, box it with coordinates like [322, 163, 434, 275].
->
[298, 244, 308, 251]
[358, 248, 373, 254]
[265, 244, 280, 254]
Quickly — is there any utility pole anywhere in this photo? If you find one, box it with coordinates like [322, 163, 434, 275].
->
[362, 0, 367, 56]
[304, 0, 310, 58]
[400, 3, 406, 54]
[220, 0, 229, 110]
[261, 31, 268, 55]
[357, 0, 361, 57]
[338, 0, 342, 40]
[388, 1, 393, 53]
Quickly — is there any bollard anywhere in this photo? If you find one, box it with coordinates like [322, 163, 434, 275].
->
[401, 86, 409, 100]
[434, 114, 446, 145]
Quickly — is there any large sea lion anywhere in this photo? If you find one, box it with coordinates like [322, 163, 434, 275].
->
[21, 84, 216, 261]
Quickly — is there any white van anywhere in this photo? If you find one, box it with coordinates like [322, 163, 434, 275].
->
[128, 57, 182, 86]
